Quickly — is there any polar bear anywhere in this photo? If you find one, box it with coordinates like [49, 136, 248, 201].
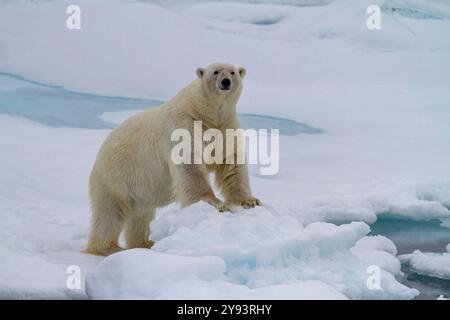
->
[85, 63, 261, 256]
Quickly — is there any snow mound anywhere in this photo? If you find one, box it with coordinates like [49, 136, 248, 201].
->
[86, 204, 417, 299]
[171, 0, 450, 52]
[399, 250, 450, 280]
[86, 249, 346, 300]
[351, 236, 401, 276]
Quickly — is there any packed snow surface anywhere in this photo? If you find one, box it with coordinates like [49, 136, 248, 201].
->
[1, 0, 450, 299]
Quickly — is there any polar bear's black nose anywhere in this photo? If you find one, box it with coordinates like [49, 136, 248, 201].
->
[221, 78, 231, 89]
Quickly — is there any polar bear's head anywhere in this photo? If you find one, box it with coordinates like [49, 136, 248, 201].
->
[196, 63, 246, 96]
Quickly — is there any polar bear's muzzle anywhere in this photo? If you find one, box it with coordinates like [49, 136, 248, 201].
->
[219, 78, 232, 91]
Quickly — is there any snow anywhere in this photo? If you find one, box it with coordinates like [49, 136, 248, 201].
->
[86, 217, 416, 299]
[351, 236, 401, 276]
[86, 249, 347, 300]
[0, 115, 421, 299]
[399, 250, 450, 281]
[1, 0, 450, 102]
[0, 116, 104, 299]
[0, 0, 450, 299]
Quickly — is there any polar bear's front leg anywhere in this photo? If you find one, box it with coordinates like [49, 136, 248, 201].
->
[170, 163, 230, 212]
[215, 163, 262, 209]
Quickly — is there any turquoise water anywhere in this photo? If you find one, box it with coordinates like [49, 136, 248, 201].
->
[0, 72, 322, 135]
[370, 218, 450, 300]
[370, 219, 450, 255]
[0, 73, 161, 129]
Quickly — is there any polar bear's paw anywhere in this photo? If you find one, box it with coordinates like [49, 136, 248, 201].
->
[226, 196, 262, 209]
[132, 240, 155, 249]
[217, 202, 232, 213]
[202, 194, 232, 212]
[213, 200, 232, 213]
[242, 197, 262, 209]
[83, 241, 124, 256]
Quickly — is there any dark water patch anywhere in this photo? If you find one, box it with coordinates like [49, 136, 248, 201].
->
[249, 17, 282, 25]
[400, 265, 450, 300]
[370, 218, 450, 255]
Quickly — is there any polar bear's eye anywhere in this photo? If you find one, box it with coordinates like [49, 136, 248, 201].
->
[214, 71, 219, 75]
[231, 71, 235, 75]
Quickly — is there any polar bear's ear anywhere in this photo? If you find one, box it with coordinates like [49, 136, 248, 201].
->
[238, 67, 246, 78]
[196, 68, 205, 78]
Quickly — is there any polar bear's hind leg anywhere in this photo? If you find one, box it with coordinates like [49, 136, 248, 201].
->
[84, 187, 125, 256]
[124, 208, 155, 249]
